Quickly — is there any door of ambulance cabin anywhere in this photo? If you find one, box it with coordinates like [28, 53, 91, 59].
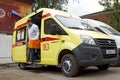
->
[13, 12, 42, 63]
[41, 17, 67, 65]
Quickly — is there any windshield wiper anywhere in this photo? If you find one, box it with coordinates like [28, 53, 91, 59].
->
[67, 27, 83, 30]
[84, 28, 95, 31]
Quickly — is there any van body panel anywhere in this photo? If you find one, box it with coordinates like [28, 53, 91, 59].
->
[12, 45, 27, 62]
[40, 35, 61, 65]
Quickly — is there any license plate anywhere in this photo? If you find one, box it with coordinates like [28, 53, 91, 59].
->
[106, 50, 116, 54]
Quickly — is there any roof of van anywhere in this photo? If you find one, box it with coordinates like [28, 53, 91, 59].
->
[37, 8, 79, 18]
[83, 18, 111, 28]
[15, 8, 80, 28]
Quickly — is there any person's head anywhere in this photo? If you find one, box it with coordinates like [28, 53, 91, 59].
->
[27, 18, 33, 26]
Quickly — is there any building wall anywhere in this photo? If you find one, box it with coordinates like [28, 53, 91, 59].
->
[0, 0, 33, 63]
[0, 0, 32, 34]
[81, 12, 110, 24]
[0, 34, 12, 63]
[0, 0, 32, 17]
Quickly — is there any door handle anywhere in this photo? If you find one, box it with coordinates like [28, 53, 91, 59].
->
[61, 40, 65, 43]
[42, 38, 46, 41]
[51, 41, 60, 43]
[51, 40, 65, 43]
[22, 42, 26, 45]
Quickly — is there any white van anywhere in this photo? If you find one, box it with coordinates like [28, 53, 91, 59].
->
[83, 19, 120, 65]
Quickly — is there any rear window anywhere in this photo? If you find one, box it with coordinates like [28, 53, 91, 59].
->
[16, 27, 26, 42]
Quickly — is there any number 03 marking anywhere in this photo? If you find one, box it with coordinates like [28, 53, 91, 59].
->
[43, 43, 49, 51]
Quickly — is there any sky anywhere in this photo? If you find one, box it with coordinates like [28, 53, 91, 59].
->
[67, 0, 104, 16]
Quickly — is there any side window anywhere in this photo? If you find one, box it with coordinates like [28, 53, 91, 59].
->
[44, 19, 67, 35]
[44, 19, 56, 34]
[16, 27, 26, 42]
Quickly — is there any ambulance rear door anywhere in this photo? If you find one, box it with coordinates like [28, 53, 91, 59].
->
[12, 26, 28, 62]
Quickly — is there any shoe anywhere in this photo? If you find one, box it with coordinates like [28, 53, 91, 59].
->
[34, 60, 40, 62]
[31, 61, 35, 65]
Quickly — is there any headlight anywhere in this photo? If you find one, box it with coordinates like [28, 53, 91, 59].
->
[116, 42, 120, 48]
[80, 35, 96, 45]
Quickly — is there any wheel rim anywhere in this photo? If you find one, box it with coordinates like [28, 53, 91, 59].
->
[19, 63, 26, 69]
[63, 58, 72, 74]
[20, 63, 24, 68]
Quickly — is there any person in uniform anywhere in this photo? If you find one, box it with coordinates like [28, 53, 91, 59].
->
[27, 18, 40, 64]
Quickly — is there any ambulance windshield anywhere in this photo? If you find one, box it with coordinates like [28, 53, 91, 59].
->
[56, 16, 95, 31]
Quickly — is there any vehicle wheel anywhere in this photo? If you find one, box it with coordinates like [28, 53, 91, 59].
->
[61, 54, 79, 77]
[97, 64, 110, 70]
[18, 63, 27, 70]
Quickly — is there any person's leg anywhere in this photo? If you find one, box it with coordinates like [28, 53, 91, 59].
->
[30, 48, 35, 63]
[37, 49, 40, 59]
[34, 49, 40, 60]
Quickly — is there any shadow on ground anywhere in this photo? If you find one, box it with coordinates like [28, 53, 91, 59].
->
[23, 66, 118, 77]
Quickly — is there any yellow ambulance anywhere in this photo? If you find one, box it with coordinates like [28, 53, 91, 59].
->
[12, 8, 118, 77]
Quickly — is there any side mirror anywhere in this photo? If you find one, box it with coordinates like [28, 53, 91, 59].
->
[50, 24, 61, 35]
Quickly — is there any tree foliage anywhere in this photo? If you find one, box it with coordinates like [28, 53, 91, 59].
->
[32, 0, 80, 12]
[99, 0, 120, 31]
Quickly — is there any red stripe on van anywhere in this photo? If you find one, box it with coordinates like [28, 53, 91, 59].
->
[12, 37, 59, 48]
[12, 42, 26, 48]
[45, 37, 59, 41]
[14, 22, 28, 31]
[42, 13, 51, 19]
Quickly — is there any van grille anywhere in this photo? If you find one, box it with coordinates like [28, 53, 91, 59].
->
[96, 39, 117, 58]
[96, 39, 116, 49]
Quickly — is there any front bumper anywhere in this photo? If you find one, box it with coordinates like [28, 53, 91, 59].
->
[72, 43, 118, 66]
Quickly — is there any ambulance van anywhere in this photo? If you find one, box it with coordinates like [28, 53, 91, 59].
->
[12, 8, 118, 77]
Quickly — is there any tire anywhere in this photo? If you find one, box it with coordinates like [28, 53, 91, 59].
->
[18, 63, 27, 70]
[97, 64, 110, 70]
[61, 54, 79, 77]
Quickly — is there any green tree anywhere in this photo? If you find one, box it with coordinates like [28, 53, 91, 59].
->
[99, 0, 120, 31]
[32, 0, 80, 12]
